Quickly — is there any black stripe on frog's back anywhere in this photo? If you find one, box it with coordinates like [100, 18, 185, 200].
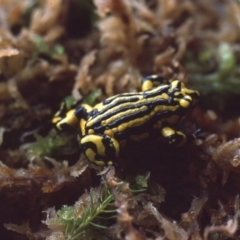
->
[93, 84, 171, 118]
[85, 84, 180, 136]
[102, 92, 141, 106]
[87, 88, 172, 131]
[100, 83, 170, 110]
[99, 98, 175, 130]
[142, 84, 170, 98]
[112, 117, 159, 141]
[87, 95, 143, 129]
[97, 96, 141, 116]
[111, 108, 178, 141]
[87, 100, 178, 136]
[90, 103, 153, 134]
[86, 99, 152, 133]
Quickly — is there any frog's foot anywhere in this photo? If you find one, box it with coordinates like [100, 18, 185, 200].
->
[161, 126, 199, 147]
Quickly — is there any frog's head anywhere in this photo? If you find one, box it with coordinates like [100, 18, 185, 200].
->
[169, 80, 200, 114]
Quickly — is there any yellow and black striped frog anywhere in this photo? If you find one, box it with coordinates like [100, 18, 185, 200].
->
[52, 75, 200, 166]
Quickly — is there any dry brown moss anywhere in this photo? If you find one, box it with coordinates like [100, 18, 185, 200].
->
[1, 0, 240, 239]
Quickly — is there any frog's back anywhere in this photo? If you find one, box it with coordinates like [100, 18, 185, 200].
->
[84, 84, 174, 139]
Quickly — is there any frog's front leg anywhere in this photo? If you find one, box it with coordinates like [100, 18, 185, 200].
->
[53, 103, 92, 131]
[161, 126, 198, 147]
[80, 134, 120, 166]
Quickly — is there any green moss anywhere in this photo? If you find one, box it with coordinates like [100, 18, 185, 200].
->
[27, 129, 75, 157]
[186, 43, 239, 94]
[83, 89, 102, 106]
[57, 184, 115, 240]
[50, 174, 154, 239]
[31, 34, 65, 59]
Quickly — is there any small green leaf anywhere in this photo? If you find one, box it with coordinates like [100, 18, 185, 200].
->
[64, 96, 78, 110]
[25, 129, 74, 157]
[52, 44, 65, 55]
[83, 89, 102, 106]
[57, 206, 76, 221]
[135, 172, 150, 188]
[31, 34, 65, 59]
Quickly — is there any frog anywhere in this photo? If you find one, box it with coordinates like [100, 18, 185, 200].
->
[52, 75, 200, 166]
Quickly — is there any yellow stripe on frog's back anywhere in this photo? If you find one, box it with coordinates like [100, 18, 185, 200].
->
[87, 92, 170, 128]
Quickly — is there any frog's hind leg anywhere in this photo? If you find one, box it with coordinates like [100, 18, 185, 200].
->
[141, 74, 167, 91]
[80, 135, 120, 166]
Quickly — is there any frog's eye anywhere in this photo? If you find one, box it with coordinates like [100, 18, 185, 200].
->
[179, 96, 192, 108]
